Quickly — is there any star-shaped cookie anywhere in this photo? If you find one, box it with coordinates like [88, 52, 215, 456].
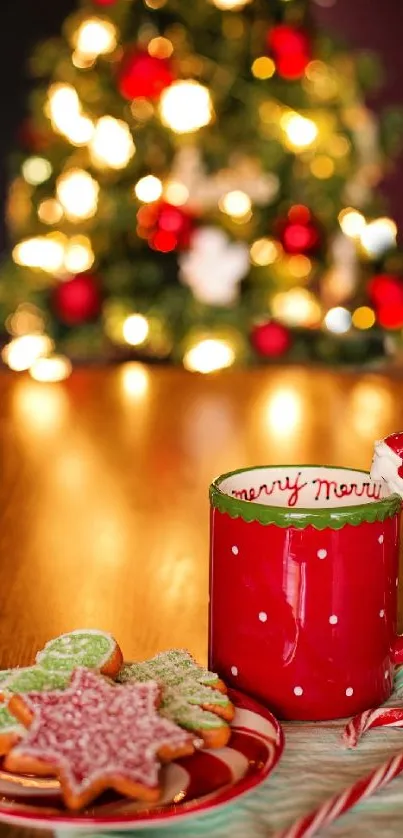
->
[5, 667, 195, 810]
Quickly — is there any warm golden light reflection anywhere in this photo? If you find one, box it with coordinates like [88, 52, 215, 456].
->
[120, 363, 150, 399]
[265, 388, 303, 437]
[2, 335, 54, 371]
[29, 355, 72, 383]
[12, 380, 69, 435]
[183, 339, 235, 374]
[159, 81, 213, 134]
[350, 381, 393, 440]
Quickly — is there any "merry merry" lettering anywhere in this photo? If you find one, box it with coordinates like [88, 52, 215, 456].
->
[231, 474, 383, 508]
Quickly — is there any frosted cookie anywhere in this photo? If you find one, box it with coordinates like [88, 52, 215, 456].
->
[0, 705, 24, 756]
[35, 629, 123, 678]
[6, 668, 195, 810]
[118, 650, 235, 749]
[0, 669, 69, 755]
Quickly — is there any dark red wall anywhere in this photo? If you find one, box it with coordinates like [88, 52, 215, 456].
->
[314, 0, 403, 229]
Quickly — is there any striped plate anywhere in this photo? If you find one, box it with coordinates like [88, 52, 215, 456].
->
[0, 688, 283, 832]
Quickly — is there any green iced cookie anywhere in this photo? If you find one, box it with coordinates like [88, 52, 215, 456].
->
[36, 629, 117, 673]
[1, 667, 69, 694]
[118, 650, 232, 732]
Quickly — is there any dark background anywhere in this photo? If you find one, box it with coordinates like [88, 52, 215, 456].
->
[0, 0, 402, 251]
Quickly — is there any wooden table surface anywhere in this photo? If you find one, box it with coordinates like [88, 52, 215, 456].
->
[0, 362, 403, 836]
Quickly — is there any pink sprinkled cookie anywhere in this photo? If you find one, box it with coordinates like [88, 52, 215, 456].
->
[6, 667, 196, 810]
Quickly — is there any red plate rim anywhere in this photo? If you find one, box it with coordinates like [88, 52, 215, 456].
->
[0, 688, 284, 832]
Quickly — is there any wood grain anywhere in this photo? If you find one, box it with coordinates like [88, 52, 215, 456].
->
[0, 363, 403, 836]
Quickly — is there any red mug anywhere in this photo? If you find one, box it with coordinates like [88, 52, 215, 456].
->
[209, 465, 403, 721]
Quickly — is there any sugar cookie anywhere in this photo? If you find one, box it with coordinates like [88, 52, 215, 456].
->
[6, 668, 195, 810]
[118, 650, 234, 748]
[35, 629, 123, 678]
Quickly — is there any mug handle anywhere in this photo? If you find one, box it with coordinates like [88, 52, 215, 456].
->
[392, 637, 403, 664]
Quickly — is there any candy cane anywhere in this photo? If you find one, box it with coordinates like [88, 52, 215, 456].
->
[274, 753, 403, 838]
[344, 707, 403, 748]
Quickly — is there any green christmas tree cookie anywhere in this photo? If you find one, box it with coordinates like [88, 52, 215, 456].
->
[118, 650, 234, 749]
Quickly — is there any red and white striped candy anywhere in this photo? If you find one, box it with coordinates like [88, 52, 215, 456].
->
[343, 707, 403, 748]
[275, 753, 403, 838]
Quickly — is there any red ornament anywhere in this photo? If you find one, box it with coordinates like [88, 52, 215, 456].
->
[251, 321, 292, 358]
[277, 206, 321, 255]
[137, 202, 194, 252]
[368, 274, 403, 329]
[267, 25, 311, 80]
[53, 274, 102, 325]
[118, 50, 174, 100]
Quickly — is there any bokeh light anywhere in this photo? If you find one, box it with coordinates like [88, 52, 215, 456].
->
[89, 117, 135, 169]
[22, 157, 52, 186]
[2, 335, 54, 371]
[183, 339, 235, 373]
[74, 17, 117, 60]
[122, 314, 150, 346]
[159, 81, 213, 134]
[29, 355, 72, 383]
[135, 175, 163, 203]
[324, 306, 352, 334]
[57, 169, 99, 221]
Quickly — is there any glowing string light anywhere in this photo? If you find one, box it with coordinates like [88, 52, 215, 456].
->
[123, 314, 150, 346]
[73, 17, 117, 60]
[2, 335, 54, 372]
[159, 81, 213, 134]
[56, 169, 99, 221]
[89, 117, 135, 169]
[22, 157, 52, 186]
[183, 339, 235, 374]
[29, 356, 72, 383]
[135, 175, 163, 203]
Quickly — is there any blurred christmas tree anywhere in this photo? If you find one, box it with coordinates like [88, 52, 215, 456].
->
[2, 0, 403, 380]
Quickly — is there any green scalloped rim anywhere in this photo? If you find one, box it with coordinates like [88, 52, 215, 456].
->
[210, 465, 402, 531]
